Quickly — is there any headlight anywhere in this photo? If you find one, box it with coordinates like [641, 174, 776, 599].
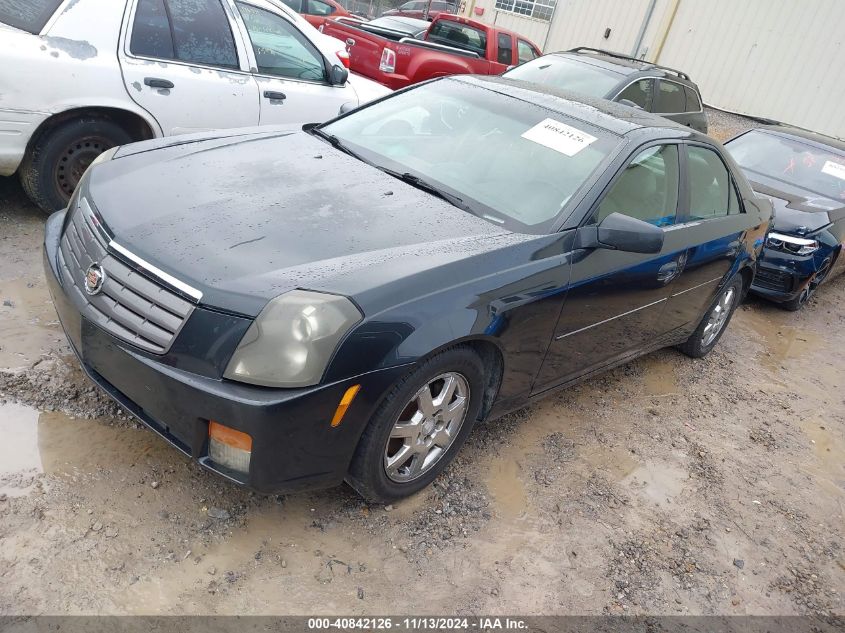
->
[766, 232, 819, 256]
[223, 290, 362, 388]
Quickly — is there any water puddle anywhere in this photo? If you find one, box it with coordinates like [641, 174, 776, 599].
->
[640, 356, 680, 397]
[486, 457, 528, 520]
[483, 404, 573, 521]
[0, 401, 168, 497]
[581, 445, 640, 481]
[622, 461, 688, 507]
[0, 277, 61, 370]
[0, 402, 42, 497]
[737, 309, 823, 373]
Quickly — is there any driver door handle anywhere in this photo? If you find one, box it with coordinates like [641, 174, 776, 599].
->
[263, 91, 286, 102]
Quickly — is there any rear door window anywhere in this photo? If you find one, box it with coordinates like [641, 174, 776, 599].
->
[0, 0, 63, 33]
[130, 0, 175, 60]
[496, 33, 512, 65]
[687, 146, 741, 220]
[130, 0, 239, 69]
[653, 80, 686, 113]
[684, 85, 702, 112]
[616, 78, 653, 109]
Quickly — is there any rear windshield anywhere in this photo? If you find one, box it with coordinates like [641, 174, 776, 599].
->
[726, 130, 845, 202]
[426, 20, 486, 56]
[0, 0, 63, 33]
[504, 55, 623, 98]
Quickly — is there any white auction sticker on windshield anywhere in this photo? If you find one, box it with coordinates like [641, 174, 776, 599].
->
[521, 118, 597, 156]
[821, 160, 845, 181]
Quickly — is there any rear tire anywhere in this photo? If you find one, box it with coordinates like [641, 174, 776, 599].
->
[19, 117, 132, 214]
[346, 347, 485, 503]
[678, 275, 744, 359]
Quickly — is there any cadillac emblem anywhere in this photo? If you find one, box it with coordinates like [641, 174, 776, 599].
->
[84, 263, 106, 295]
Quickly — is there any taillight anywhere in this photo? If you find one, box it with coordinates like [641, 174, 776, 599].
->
[379, 47, 396, 73]
[337, 49, 351, 68]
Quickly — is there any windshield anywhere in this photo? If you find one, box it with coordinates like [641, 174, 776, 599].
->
[504, 55, 624, 98]
[726, 130, 845, 202]
[320, 79, 620, 233]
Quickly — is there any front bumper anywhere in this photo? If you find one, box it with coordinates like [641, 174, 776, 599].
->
[749, 245, 822, 303]
[43, 211, 409, 494]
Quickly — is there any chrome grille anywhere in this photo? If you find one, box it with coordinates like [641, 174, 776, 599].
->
[57, 202, 194, 354]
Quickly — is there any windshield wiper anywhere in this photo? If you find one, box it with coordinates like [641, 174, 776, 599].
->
[308, 127, 370, 164]
[379, 168, 472, 213]
[307, 131, 477, 216]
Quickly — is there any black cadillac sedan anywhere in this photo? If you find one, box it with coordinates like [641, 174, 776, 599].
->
[725, 126, 845, 310]
[43, 76, 771, 502]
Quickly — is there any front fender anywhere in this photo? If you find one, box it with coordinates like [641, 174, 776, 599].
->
[325, 232, 576, 410]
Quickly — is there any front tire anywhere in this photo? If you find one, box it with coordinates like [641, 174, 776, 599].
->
[19, 117, 133, 214]
[346, 347, 485, 502]
[781, 257, 832, 312]
[678, 275, 744, 358]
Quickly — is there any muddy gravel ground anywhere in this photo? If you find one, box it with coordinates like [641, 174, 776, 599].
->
[0, 110, 843, 617]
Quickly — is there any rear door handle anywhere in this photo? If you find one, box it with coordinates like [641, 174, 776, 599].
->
[144, 77, 174, 89]
[263, 91, 286, 101]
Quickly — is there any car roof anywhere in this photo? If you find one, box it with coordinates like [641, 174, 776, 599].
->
[457, 75, 700, 139]
[549, 49, 696, 86]
[751, 125, 845, 153]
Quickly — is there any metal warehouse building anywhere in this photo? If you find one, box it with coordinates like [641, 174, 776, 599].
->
[462, 0, 845, 139]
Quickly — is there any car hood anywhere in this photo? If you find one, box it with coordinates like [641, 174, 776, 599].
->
[744, 172, 845, 236]
[88, 129, 512, 317]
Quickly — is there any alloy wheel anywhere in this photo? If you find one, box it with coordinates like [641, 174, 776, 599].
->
[701, 286, 737, 347]
[797, 259, 832, 307]
[384, 372, 470, 483]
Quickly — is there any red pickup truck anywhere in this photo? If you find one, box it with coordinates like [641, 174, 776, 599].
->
[321, 14, 541, 90]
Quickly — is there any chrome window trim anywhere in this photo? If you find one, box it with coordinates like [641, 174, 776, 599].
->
[555, 298, 667, 340]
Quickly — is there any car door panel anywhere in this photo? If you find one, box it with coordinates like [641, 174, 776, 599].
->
[663, 145, 750, 330]
[533, 143, 685, 393]
[119, 0, 259, 136]
[533, 231, 688, 393]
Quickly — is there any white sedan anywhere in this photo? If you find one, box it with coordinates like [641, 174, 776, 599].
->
[0, 0, 391, 212]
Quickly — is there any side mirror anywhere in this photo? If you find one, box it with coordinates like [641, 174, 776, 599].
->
[617, 98, 644, 110]
[329, 64, 349, 86]
[338, 102, 356, 115]
[576, 212, 664, 254]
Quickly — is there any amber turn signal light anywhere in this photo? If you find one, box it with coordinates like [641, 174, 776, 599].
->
[331, 384, 361, 427]
[208, 421, 252, 473]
